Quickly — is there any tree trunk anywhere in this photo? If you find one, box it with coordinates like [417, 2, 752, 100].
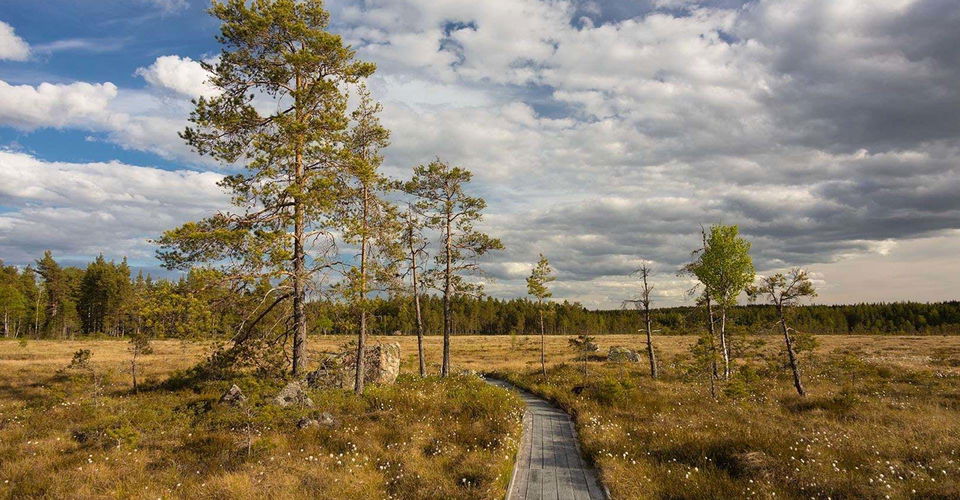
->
[34, 291, 40, 336]
[291, 122, 307, 376]
[644, 302, 658, 379]
[131, 354, 138, 393]
[719, 305, 730, 379]
[354, 186, 369, 394]
[705, 295, 719, 380]
[441, 211, 452, 377]
[410, 227, 426, 377]
[539, 306, 546, 376]
[779, 304, 806, 396]
[3, 309, 8, 338]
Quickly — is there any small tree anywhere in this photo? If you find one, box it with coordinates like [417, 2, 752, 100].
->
[527, 254, 556, 376]
[401, 206, 430, 377]
[568, 334, 596, 377]
[748, 268, 817, 396]
[128, 332, 153, 392]
[685, 225, 755, 379]
[625, 263, 658, 379]
[405, 159, 503, 376]
[337, 87, 401, 394]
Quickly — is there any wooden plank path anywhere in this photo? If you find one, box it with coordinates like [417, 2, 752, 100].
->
[486, 379, 607, 500]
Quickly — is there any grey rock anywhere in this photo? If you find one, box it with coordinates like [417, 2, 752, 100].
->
[296, 412, 336, 430]
[608, 346, 640, 362]
[219, 384, 246, 406]
[274, 381, 314, 408]
[306, 343, 401, 389]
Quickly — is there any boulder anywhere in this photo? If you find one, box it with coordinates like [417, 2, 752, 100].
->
[274, 381, 314, 408]
[585, 341, 600, 352]
[608, 346, 640, 362]
[219, 384, 246, 406]
[306, 343, 401, 389]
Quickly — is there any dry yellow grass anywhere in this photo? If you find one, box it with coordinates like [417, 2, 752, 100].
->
[5, 333, 958, 382]
[2, 334, 960, 499]
[0, 336, 526, 500]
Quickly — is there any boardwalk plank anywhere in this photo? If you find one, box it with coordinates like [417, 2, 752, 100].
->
[485, 379, 607, 500]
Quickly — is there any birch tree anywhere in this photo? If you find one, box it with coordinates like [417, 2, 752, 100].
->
[686, 225, 755, 379]
[405, 159, 503, 376]
[526, 254, 556, 376]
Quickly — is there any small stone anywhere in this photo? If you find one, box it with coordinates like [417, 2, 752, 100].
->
[297, 412, 336, 430]
[274, 381, 314, 408]
[297, 418, 318, 429]
[219, 384, 246, 406]
[316, 412, 336, 426]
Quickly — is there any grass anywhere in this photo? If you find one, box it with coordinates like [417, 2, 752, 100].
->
[2, 334, 960, 498]
[0, 338, 523, 499]
[492, 335, 960, 499]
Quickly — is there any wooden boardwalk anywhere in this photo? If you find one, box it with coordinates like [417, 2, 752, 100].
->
[486, 379, 607, 500]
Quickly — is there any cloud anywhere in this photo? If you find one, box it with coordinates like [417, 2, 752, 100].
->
[0, 76, 204, 163]
[329, 0, 960, 306]
[143, 0, 190, 15]
[136, 55, 219, 99]
[0, 150, 226, 263]
[0, 20, 30, 61]
[0, 80, 118, 130]
[3, 0, 960, 307]
[32, 38, 126, 54]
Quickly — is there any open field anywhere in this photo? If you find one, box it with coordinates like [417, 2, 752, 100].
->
[0, 337, 526, 500]
[2, 334, 960, 499]
[5, 333, 960, 382]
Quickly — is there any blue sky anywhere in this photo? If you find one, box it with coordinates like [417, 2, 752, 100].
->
[1, 0, 959, 307]
[0, 0, 216, 170]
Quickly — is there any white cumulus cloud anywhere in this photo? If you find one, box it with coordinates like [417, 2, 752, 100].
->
[136, 55, 219, 99]
[0, 150, 227, 262]
[0, 20, 30, 61]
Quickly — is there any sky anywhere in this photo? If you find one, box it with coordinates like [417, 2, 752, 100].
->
[0, 0, 958, 308]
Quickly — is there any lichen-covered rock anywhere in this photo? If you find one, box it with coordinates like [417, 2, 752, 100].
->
[274, 381, 314, 407]
[608, 346, 640, 362]
[296, 412, 337, 430]
[219, 384, 246, 406]
[305, 343, 401, 389]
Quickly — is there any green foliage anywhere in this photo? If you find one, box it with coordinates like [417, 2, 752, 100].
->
[155, 0, 385, 375]
[77, 255, 133, 335]
[687, 225, 756, 306]
[405, 159, 504, 299]
[526, 254, 555, 302]
[67, 349, 92, 370]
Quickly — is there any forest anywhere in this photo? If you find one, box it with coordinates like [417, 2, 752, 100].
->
[3, 252, 958, 339]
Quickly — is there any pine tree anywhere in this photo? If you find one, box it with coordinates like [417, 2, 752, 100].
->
[405, 159, 503, 376]
[748, 268, 817, 396]
[157, 0, 377, 375]
[526, 254, 556, 376]
[337, 86, 400, 394]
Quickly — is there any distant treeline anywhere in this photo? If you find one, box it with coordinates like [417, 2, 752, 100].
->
[2, 253, 958, 338]
[324, 296, 960, 336]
